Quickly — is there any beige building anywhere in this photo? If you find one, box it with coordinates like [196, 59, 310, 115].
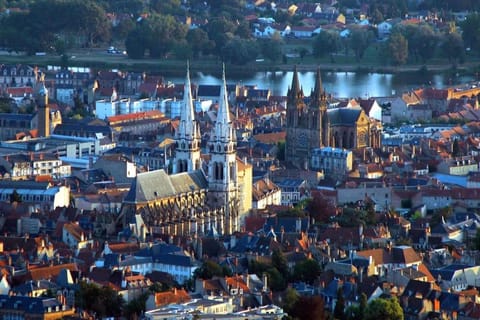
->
[437, 156, 478, 176]
[237, 158, 253, 227]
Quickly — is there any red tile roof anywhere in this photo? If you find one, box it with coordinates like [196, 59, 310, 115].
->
[154, 289, 191, 307]
[6, 87, 33, 96]
[108, 110, 165, 124]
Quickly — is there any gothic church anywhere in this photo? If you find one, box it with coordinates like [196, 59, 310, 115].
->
[285, 67, 381, 169]
[119, 66, 242, 237]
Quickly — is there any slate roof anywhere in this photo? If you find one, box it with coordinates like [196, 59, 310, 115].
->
[327, 108, 362, 126]
[197, 85, 221, 97]
[12, 279, 57, 295]
[430, 264, 471, 281]
[0, 295, 66, 314]
[135, 243, 182, 258]
[123, 169, 207, 203]
[134, 243, 195, 267]
[0, 113, 35, 121]
[402, 279, 433, 299]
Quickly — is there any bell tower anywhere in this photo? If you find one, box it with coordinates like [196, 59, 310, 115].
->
[34, 71, 50, 137]
[207, 65, 238, 235]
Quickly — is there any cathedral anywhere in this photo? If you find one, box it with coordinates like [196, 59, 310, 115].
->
[285, 67, 382, 169]
[119, 66, 246, 237]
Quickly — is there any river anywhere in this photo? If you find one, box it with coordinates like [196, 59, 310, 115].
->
[168, 70, 476, 98]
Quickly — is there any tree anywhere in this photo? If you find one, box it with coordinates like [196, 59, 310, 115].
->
[75, 281, 124, 318]
[298, 47, 308, 61]
[74, 1, 111, 46]
[292, 259, 321, 284]
[403, 24, 438, 63]
[266, 268, 287, 291]
[146, 14, 188, 58]
[235, 21, 253, 39]
[194, 260, 225, 279]
[388, 32, 408, 66]
[271, 249, 288, 276]
[205, 17, 237, 53]
[172, 40, 193, 60]
[151, 0, 182, 15]
[186, 28, 211, 59]
[306, 191, 336, 223]
[259, 38, 283, 63]
[124, 292, 148, 320]
[441, 32, 465, 66]
[460, 12, 480, 53]
[282, 287, 299, 315]
[112, 18, 135, 41]
[222, 38, 258, 65]
[125, 28, 147, 59]
[348, 27, 374, 62]
[473, 228, 480, 250]
[364, 297, 403, 320]
[334, 287, 346, 320]
[452, 139, 460, 157]
[345, 293, 367, 320]
[313, 30, 341, 59]
[290, 295, 326, 320]
[10, 190, 22, 203]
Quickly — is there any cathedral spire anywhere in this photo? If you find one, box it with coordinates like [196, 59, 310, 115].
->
[172, 62, 201, 174]
[181, 61, 196, 125]
[287, 65, 304, 106]
[310, 66, 326, 108]
[218, 63, 231, 126]
[212, 63, 235, 143]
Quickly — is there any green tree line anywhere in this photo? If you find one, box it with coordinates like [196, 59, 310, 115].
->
[1, 0, 480, 67]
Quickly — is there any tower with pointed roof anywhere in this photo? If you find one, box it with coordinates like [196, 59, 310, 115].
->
[34, 70, 50, 137]
[173, 64, 201, 174]
[207, 65, 239, 235]
[285, 67, 329, 168]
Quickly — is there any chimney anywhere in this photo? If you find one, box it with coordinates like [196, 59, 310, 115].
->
[262, 273, 268, 292]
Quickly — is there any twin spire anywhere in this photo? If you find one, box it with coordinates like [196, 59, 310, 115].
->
[177, 62, 235, 158]
[288, 66, 326, 108]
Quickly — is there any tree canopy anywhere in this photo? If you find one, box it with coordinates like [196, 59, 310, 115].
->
[364, 297, 404, 320]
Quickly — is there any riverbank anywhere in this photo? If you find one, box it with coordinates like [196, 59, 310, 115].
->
[1, 48, 479, 77]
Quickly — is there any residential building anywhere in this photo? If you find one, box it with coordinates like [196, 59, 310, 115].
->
[311, 147, 353, 176]
[437, 156, 478, 175]
[252, 178, 281, 210]
[0, 180, 70, 210]
[277, 178, 308, 206]
[0, 295, 74, 320]
[62, 222, 93, 250]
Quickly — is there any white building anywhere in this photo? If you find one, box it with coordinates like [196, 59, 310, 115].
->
[0, 181, 70, 210]
[277, 179, 308, 206]
[95, 98, 163, 119]
[252, 178, 281, 210]
[311, 147, 353, 176]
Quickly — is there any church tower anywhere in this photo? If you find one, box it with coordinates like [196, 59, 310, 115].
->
[34, 71, 50, 137]
[285, 66, 308, 167]
[309, 67, 329, 147]
[173, 64, 201, 173]
[286, 67, 330, 168]
[207, 65, 238, 235]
